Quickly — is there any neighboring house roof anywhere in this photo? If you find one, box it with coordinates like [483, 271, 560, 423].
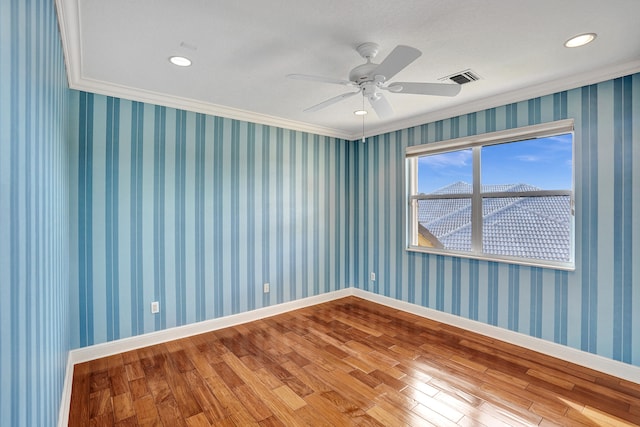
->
[418, 181, 571, 262]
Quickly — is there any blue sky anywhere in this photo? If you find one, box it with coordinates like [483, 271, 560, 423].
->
[418, 133, 573, 194]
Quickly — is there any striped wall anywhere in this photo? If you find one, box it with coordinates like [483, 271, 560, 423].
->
[68, 93, 350, 348]
[0, 0, 71, 425]
[69, 74, 639, 370]
[0, 1, 636, 422]
[348, 73, 640, 366]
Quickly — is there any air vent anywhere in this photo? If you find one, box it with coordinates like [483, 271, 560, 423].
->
[439, 69, 481, 85]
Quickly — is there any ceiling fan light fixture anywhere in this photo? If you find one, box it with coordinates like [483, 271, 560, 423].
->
[564, 33, 597, 48]
[169, 56, 192, 67]
[288, 42, 462, 120]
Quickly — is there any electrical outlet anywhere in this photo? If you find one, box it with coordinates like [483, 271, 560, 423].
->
[370, 272, 376, 281]
[263, 282, 270, 293]
[151, 301, 160, 314]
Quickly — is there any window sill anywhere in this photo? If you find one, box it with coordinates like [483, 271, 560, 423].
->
[406, 245, 575, 271]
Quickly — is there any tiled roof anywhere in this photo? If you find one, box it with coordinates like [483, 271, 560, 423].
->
[418, 182, 571, 261]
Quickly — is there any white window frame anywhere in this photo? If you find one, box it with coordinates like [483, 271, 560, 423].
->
[406, 119, 575, 271]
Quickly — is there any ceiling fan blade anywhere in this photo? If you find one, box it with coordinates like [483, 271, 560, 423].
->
[386, 82, 462, 97]
[368, 93, 393, 119]
[304, 90, 360, 112]
[370, 45, 421, 82]
[287, 73, 354, 87]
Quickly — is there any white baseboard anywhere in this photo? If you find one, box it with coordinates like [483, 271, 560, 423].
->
[351, 288, 640, 384]
[57, 288, 352, 426]
[57, 354, 76, 427]
[69, 288, 353, 365]
[59, 286, 640, 426]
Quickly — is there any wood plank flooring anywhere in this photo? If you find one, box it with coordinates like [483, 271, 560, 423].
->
[68, 297, 640, 426]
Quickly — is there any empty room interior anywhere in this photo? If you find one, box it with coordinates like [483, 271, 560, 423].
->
[1, 0, 640, 425]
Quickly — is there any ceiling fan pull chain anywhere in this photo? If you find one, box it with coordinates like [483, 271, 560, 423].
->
[361, 95, 366, 143]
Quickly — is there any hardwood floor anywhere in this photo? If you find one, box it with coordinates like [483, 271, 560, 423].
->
[68, 296, 640, 426]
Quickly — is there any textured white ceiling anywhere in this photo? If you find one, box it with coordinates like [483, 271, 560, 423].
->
[57, 0, 640, 139]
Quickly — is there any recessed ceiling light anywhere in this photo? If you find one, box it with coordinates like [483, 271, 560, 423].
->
[354, 110, 367, 116]
[564, 33, 597, 48]
[169, 56, 192, 67]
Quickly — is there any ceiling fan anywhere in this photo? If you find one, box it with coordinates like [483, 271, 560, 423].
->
[287, 42, 462, 119]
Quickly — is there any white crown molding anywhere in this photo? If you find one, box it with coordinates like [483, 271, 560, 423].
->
[68, 77, 355, 141]
[363, 59, 640, 140]
[55, 0, 82, 90]
[55, 0, 352, 140]
[63, 59, 640, 142]
[56, 0, 640, 142]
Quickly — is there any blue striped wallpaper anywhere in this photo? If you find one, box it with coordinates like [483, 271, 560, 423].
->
[348, 74, 639, 366]
[0, 0, 71, 425]
[68, 94, 350, 348]
[0, 0, 636, 423]
[70, 74, 638, 370]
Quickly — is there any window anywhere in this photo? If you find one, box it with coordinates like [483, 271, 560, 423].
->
[406, 120, 574, 270]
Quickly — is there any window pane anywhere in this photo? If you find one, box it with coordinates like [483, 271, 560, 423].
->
[481, 135, 572, 191]
[418, 149, 472, 194]
[408, 124, 574, 269]
[417, 198, 472, 251]
[417, 149, 473, 251]
[482, 196, 571, 262]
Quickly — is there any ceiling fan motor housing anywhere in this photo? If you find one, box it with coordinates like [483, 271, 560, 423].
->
[349, 62, 379, 83]
[349, 42, 382, 83]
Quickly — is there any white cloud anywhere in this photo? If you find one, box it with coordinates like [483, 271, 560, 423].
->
[515, 155, 541, 162]
[419, 150, 472, 168]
